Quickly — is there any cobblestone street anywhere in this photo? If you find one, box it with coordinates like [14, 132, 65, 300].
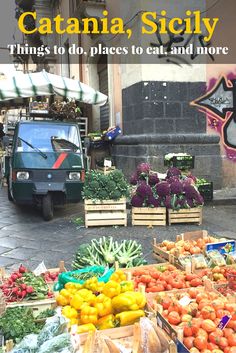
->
[0, 185, 236, 273]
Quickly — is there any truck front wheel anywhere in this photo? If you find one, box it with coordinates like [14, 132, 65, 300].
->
[42, 194, 54, 221]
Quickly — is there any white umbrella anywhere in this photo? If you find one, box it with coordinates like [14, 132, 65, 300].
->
[0, 70, 108, 106]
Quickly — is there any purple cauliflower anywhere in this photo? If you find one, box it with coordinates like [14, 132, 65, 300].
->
[156, 181, 171, 197]
[167, 176, 180, 184]
[131, 195, 144, 207]
[170, 180, 184, 194]
[130, 172, 138, 185]
[164, 195, 172, 209]
[195, 194, 204, 206]
[147, 195, 161, 207]
[136, 182, 153, 197]
[184, 184, 199, 199]
[187, 173, 197, 183]
[167, 167, 182, 179]
[186, 198, 194, 208]
[183, 177, 195, 186]
[178, 197, 187, 208]
[148, 174, 159, 186]
[136, 163, 151, 176]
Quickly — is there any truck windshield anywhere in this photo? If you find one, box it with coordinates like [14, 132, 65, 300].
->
[16, 123, 81, 153]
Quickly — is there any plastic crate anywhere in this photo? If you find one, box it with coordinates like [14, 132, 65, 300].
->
[198, 182, 213, 202]
[164, 156, 195, 170]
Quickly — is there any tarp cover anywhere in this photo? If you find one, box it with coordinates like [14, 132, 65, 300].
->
[0, 70, 108, 106]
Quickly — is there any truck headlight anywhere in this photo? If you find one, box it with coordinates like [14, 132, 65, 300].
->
[68, 172, 81, 181]
[17, 171, 29, 180]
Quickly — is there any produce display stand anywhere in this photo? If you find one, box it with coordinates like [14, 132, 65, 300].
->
[6, 297, 56, 316]
[198, 181, 213, 202]
[167, 208, 202, 225]
[84, 198, 127, 228]
[164, 155, 195, 170]
[131, 207, 166, 226]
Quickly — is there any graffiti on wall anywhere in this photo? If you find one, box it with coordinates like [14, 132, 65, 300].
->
[150, 16, 215, 66]
[191, 75, 236, 160]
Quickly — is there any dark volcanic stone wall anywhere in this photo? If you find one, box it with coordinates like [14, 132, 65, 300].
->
[112, 81, 222, 189]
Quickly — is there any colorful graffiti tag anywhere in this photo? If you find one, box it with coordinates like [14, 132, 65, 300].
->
[191, 75, 236, 160]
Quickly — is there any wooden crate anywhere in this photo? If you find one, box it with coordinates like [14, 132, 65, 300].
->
[176, 229, 208, 241]
[6, 297, 56, 316]
[84, 198, 127, 228]
[132, 207, 166, 226]
[77, 321, 177, 353]
[168, 208, 202, 225]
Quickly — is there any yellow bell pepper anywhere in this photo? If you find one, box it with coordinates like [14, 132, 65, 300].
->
[60, 289, 73, 300]
[111, 291, 146, 313]
[120, 281, 134, 293]
[69, 318, 79, 326]
[97, 314, 116, 330]
[110, 270, 126, 283]
[93, 294, 112, 317]
[76, 289, 96, 304]
[115, 310, 145, 326]
[80, 305, 98, 325]
[84, 277, 99, 291]
[96, 281, 105, 293]
[64, 282, 83, 291]
[56, 294, 69, 306]
[102, 280, 121, 298]
[77, 323, 96, 334]
[62, 305, 79, 319]
[70, 294, 84, 310]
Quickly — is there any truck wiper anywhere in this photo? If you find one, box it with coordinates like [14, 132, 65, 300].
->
[18, 137, 47, 159]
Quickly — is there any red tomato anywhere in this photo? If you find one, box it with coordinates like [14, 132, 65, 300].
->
[184, 336, 195, 349]
[168, 311, 181, 325]
[197, 328, 208, 339]
[170, 278, 185, 289]
[201, 306, 216, 320]
[161, 297, 171, 310]
[184, 324, 194, 337]
[194, 335, 207, 350]
[196, 293, 209, 304]
[207, 343, 220, 351]
[212, 299, 225, 311]
[150, 271, 160, 280]
[185, 274, 199, 282]
[219, 337, 229, 350]
[223, 328, 234, 338]
[190, 278, 203, 287]
[201, 319, 217, 333]
[188, 288, 199, 299]
[140, 275, 152, 283]
[228, 335, 236, 347]
[198, 299, 211, 311]
[227, 320, 236, 330]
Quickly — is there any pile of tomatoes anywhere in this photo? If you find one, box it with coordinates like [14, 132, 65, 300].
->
[131, 265, 203, 292]
[157, 288, 236, 353]
[159, 237, 217, 256]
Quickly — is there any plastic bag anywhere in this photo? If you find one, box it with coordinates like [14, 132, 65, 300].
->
[192, 254, 207, 269]
[10, 334, 38, 353]
[37, 315, 67, 346]
[37, 333, 74, 353]
[207, 250, 226, 267]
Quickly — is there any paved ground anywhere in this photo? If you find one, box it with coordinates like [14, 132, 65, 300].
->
[0, 185, 236, 273]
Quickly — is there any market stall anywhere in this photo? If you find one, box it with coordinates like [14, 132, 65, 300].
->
[0, 229, 236, 353]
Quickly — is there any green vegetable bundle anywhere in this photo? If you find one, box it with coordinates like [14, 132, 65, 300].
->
[82, 169, 130, 201]
[72, 236, 147, 269]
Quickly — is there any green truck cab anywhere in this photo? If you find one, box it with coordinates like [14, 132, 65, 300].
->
[7, 120, 85, 220]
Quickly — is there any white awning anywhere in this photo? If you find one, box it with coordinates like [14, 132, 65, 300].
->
[0, 70, 108, 106]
